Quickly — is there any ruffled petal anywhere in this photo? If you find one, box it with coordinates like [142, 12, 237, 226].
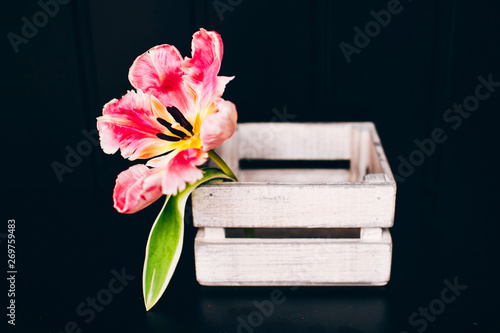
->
[111, 147, 207, 214]
[113, 164, 163, 214]
[182, 29, 223, 84]
[200, 100, 237, 151]
[213, 75, 234, 100]
[97, 90, 183, 160]
[154, 148, 208, 195]
[182, 29, 230, 109]
[128, 45, 194, 117]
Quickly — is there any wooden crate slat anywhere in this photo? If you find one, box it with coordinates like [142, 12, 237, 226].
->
[192, 183, 396, 228]
[228, 122, 353, 160]
[237, 169, 351, 182]
[195, 229, 392, 286]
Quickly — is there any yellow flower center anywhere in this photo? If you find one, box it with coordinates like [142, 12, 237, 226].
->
[184, 134, 202, 149]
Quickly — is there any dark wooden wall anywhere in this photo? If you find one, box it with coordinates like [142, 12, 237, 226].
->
[2, 0, 499, 331]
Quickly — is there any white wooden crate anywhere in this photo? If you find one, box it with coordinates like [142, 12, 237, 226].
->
[192, 122, 396, 286]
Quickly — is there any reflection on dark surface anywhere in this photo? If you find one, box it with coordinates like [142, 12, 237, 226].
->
[145, 311, 184, 333]
[145, 311, 193, 333]
[197, 287, 390, 332]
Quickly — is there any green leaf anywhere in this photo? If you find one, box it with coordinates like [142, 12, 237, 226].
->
[207, 150, 238, 181]
[142, 168, 236, 311]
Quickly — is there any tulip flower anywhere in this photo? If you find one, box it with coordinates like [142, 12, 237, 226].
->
[97, 29, 237, 311]
[97, 28, 237, 214]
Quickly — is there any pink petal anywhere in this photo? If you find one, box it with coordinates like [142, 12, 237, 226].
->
[128, 44, 193, 116]
[200, 100, 237, 151]
[113, 164, 163, 214]
[213, 76, 234, 100]
[182, 29, 223, 84]
[97, 90, 181, 160]
[182, 29, 231, 107]
[156, 148, 208, 195]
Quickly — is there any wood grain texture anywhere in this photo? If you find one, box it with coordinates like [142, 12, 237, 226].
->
[195, 228, 392, 286]
[217, 122, 353, 164]
[235, 169, 351, 182]
[193, 183, 395, 228]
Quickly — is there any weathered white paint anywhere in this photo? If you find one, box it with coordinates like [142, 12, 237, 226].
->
[195, 228, 392, 286]
[236, 169, 351, 182]
[203, 228, 225, 239]
[361, 227, 383, 240]
[193, 183, 395, 228]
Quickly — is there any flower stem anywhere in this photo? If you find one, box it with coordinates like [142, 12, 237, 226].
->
[208, 150, 238, 181]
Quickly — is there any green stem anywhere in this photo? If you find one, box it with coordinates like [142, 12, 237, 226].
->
[207, 150, 238, 181]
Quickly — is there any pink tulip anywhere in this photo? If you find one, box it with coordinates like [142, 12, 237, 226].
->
[97, 29, 236, 213]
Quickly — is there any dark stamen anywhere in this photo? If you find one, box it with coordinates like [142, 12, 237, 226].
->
[157, 117, 186, 138]
[156, 133, 181, 141]
[167, 106, 194, 134]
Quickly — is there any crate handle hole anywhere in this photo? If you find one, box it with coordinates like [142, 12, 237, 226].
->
[224, 228, 360, 239]
[239, 159, 351, 170]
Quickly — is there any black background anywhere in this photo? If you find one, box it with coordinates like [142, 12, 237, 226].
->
[2, 0, 500, 332]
